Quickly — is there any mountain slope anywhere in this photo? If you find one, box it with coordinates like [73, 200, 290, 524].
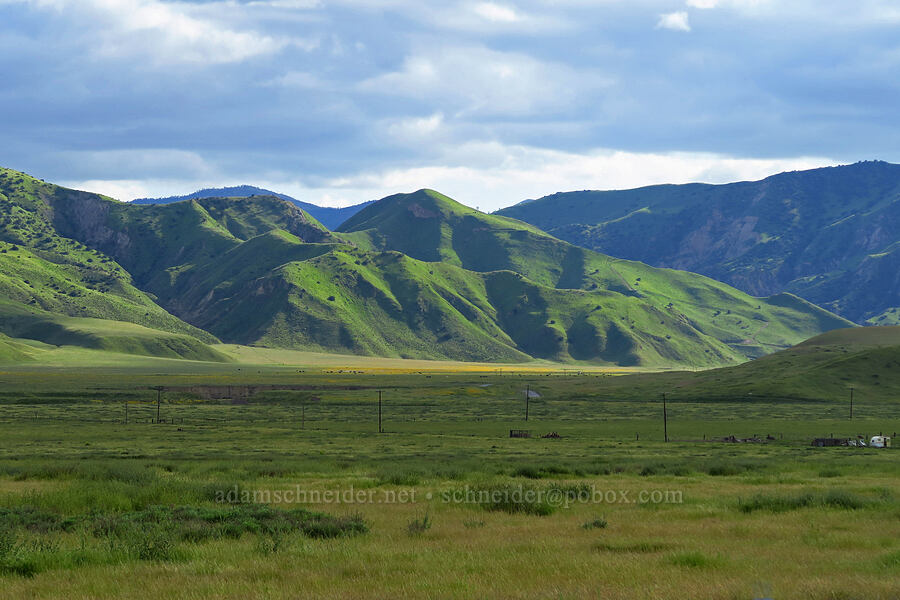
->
[338, 189, 851, 356]
[668, 326, 900, 402]
[0, 168, 230, 361]
[134, 185, 374, 230]
[0, 169, 853, 366]
[497, 161, 900, 325]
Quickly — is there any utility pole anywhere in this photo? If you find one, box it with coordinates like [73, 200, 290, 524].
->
[850, 387, 854, 420]
[378, 390, 383, 433]
[152, 386, 164, 424]
[525, 385, 530, 422]
[663, 392, 669, 443]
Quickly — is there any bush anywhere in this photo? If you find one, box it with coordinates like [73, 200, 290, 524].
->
[593, 541, 670, 554]
[511, 466, 542, 479]
[407, 512, 433, 536]
[132, 525, 177, 561]
[668, 551, 722, 569]
[460, 483, 555, 516]
[582, 517, 608, 530]
[706, 461, 762, 476]
[376, 469, 422, 486]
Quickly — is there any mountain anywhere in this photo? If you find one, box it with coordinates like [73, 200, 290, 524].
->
[496, 161, 900, 325]
[0, 168, 853, 366]
[0, 167, 228, 361]
[337, 189, 851, 364]
[133, 185, 374, 230]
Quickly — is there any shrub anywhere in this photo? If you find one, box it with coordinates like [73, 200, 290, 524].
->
[668, 551, 722, 569]
[593, 541, 671, 554]
[132, 525, 177, 562]
[462, 483, 555, 516]
[376, 469, 422, 486]
[512, 466, 542, 479]
[582, 517, 608, 530]
[407, 512, 433, 536]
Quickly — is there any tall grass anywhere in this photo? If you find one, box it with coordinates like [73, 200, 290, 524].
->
[737, 489, 873, 513]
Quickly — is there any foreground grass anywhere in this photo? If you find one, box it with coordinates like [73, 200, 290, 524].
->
[0, 365, 896, 598]
[0, 466, 897, 599]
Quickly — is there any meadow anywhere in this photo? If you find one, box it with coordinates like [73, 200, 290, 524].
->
[0, 350, 897, 599]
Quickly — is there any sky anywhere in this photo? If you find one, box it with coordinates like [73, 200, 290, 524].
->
[1, 0, 899, 211]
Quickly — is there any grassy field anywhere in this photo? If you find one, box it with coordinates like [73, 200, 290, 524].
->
[0, 352, 897, 599]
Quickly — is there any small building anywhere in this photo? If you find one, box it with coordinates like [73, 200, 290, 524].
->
[509, 429, 531, 438]
[870, 436, 892, 448]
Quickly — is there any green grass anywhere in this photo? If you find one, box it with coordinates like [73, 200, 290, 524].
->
[0, 357, 895, 598]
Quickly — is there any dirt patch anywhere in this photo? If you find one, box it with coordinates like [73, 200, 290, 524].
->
[408, 203, 438, 219]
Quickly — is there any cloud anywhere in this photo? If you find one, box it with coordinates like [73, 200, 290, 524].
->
[2, 0, 899, 209]
[656, 11, 691, 31]
[55, 149, 218, 181]
[472, 2, 519, 23]
[383, 113, 447, 144]
[360, 45, 609, 116]
[230, 144, 838, 211]
[26, 0, 285, 65]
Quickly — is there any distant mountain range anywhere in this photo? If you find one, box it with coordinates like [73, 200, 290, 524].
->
[0, 167, 851, 365]
[498, 161, 900, 326]
[133, 185, 373, 230]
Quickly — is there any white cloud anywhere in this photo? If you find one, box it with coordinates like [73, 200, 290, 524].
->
[686, 0, 719, 8]
[383, 113, 446, 143]
[472, 2, 520, 23]
[656, 11, 691, 31]
[28, 0, 285, 64]
[59, 143, 837, 210]
[360, 46, 608, 116]
[61, 179, 155, 201]
[238, 145, 838, 211]
[245, 0, 322, 7]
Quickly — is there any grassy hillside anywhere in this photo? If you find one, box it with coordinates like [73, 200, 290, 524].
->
[497, 161, 900, 324]
[0, 303, 228, 362]
[336, 189, 851, 362]
[592, 326, 900, 403]
[0, 169, 853, 366]
[0, 168, 226, 361]
[0, 332, 38, 362]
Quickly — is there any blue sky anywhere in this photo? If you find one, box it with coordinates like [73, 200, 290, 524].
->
[1, 0, 899, 210]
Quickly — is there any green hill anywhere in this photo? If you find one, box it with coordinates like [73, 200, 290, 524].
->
[659, 326, 900, 402]
[0, 168, 854, 366]
[0, 332, 38, 362]
[0, 168, 229, 360]
[497, 161, 900, 325]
